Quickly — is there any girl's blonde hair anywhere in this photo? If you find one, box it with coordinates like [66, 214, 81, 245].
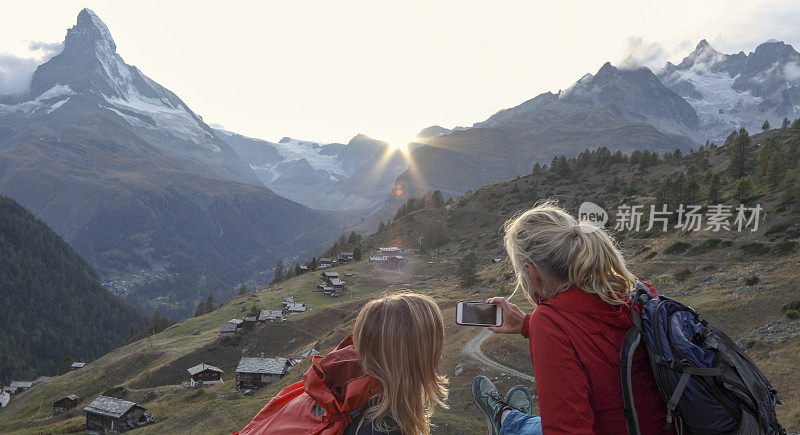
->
[504, 200, 636, 305]
[353, 293, 448, 435]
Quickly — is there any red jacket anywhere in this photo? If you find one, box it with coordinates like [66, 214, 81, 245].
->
[236, 336, 382, 435]
[521, 284, 671, 434]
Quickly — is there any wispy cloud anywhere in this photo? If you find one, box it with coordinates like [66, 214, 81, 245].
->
[0, 41, 63, 96]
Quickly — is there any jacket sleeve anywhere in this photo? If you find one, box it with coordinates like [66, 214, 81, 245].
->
[529, 307, 595, 434]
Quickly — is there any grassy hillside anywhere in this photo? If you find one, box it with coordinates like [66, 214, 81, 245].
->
[2, 126, 800, 432]
[0, 257, 511, 434]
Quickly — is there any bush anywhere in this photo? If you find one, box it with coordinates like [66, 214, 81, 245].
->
[744, 276, 760, 286]
[740, 243, 770, 256]
[687, 238, 722, 255]
[764, 217, 800, 240]
[674, 268, 692, 282]
[644, 251, 658, 260]
[771, 241, 798, 256]
[665, 242, 692, 255]
[786, 310, 800, 320]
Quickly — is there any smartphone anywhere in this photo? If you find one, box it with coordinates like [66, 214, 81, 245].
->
[456, 301, 504, 327]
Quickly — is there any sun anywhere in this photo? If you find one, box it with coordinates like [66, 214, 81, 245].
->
[385, 136, 419, 153]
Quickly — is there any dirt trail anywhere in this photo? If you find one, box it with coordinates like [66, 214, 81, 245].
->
[462, 328, 535, 384]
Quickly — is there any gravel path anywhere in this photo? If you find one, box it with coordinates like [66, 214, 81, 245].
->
[462, 328, 536, 384]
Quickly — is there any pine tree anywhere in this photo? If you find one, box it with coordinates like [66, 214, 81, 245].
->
[271, 262, 283, 284]
[734, 177, 755, 204]
[238, 283, 247, 295]
[353, 246, 362, 261]
[762, 120, 770, 131]
[378, 221, 386, 231]
[782, 118, 790, 129]
[206, 293, 215, 313]
[708, 173, 721, 204]
[458, 252, 479, 287]
[309, 257, 318, 270]
[727, 128, 754, 180]
[347, 231, 360, 245]
[430, 190, 445, 208]
[294, 263, 302, 276]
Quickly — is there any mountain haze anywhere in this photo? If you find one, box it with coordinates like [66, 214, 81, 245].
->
[217, 130, 408, 211]
[0, 9, 340, 317]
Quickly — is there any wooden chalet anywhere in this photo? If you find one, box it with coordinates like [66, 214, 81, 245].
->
[258, 309, 283, 322]
[71, 362, 87, 370]
[84, 395, 153, 433]
[7, 381, 32, 394]
[339, 251, 354, 261]
[235, 357, 292, 389]
[284, 302, 307, 313]
[242, 316, 257, 330]
[187, 363, 224, 386]
[53, 394, 78, 415]
[320, 271, 339, 285]
[220, 322, 238, 338]
[319, 258, 333, 269]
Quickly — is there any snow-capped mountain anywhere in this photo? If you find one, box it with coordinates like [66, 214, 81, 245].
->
[216, 129, 408, 210]
[476, 62, 702, 141]
[1, 8, 259, 185]
[659, 39, 800, 139]
[0, 9, 341, 318]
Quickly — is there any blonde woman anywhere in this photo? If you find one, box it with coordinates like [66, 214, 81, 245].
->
[472, 201, 672, 434]
[237, 293, 448, 435]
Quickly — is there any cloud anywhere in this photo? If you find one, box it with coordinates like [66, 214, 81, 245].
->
[616, 37, 669, 70]
[783, 61, 800, 81]
[0, 41, 62, 96]
[0, 54, 40, 96]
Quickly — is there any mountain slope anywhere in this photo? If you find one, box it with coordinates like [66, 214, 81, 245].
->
[217, 130, 408, 211]
[0, 195, 147, 386]
[659, 40, 800, 139]
[2, 128, 799, 433]
[389, 62, 699, 201]
[0, 9, 339, 317]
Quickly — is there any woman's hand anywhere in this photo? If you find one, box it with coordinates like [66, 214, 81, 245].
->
[486, 297, 528, 334]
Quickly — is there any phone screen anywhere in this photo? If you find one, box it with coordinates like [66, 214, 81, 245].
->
[461, 302, 498, 325]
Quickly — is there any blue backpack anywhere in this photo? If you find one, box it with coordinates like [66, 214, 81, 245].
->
[620, 282, 786, 435]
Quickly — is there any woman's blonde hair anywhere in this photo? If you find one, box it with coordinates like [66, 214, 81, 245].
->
[353, 293, 448, 435]
[504, 200, 636, 305]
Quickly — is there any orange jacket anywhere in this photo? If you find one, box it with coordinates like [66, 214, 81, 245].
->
[236, 336, 381, 435]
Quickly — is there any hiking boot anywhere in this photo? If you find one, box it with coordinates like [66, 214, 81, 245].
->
[505, 385, 533, 415]
[472, 376, 505, 435]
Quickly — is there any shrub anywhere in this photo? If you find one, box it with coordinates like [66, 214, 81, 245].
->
[739, 243, 770, 256]
[764, 217, 800, 239]
[786, 310, 800, 320]
[687, 238, 722, 255]
[674, 268, 692, 282]
[644, 251, 658, 260]
[665, 242, 692, 255]
[744, 276, 760, 286]
[771, 241, 798, 256]
[782, 300, 800, 312]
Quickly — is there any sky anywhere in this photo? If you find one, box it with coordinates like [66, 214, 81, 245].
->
[2, 0, 800, 145]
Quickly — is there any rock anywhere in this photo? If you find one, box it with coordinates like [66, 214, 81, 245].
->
[454, 364, 463, 376]
[736, 320, 800, 348]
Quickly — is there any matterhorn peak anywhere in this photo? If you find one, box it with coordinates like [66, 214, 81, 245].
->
[64, 8, 116, 54]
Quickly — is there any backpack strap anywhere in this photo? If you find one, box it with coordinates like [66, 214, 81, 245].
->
[620, 325, 642, 435]
[620, 281, 654, 435]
